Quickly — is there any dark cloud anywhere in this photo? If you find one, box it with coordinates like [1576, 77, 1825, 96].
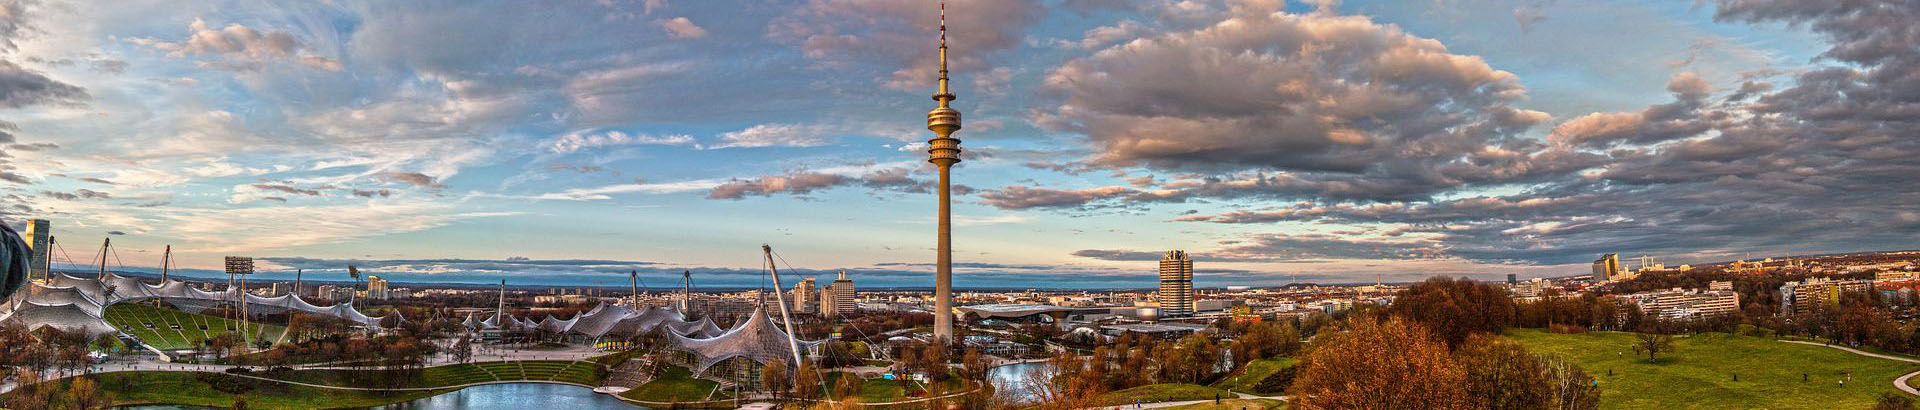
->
[0, 60, 88, 108]
[7, 142, 56, 151]
[706, 168, 931, 200]
[77, 177, 115, 185]
[250, 183, 320, 196]
[707, 172, 847, 200]
[351, 189, 392, 198]
[106, 230, 126, 235]
[41, 189, 111, 201]
[1075, 234, 1445, 263]
[772, 0, 1047, 90]
[1033, 8, 1570, 202]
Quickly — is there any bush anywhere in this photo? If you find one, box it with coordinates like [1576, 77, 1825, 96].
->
[195, 373, 255, 395]
[1252, 366, 1297, 394]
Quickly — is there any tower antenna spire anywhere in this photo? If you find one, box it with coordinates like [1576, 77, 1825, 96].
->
[925, 0, 962, 345]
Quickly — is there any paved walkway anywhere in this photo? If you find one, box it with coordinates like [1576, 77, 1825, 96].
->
[1782, 340, 1920, 396]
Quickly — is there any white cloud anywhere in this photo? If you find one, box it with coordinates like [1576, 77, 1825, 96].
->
[714, 123, 837, 148]
[654, 17, 708, 39]
[546, 129, 697, 153]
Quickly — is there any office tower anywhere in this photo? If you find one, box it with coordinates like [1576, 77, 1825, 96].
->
[1507, 274, 1518, 285]
[794, 277, 816, 314]
[831, 270, 855, 317]
[1159, 250, 1195, 317]
[367, 276, 390, 300]
[1592, 253, 1620, 281]
[23, 219, 47, 279]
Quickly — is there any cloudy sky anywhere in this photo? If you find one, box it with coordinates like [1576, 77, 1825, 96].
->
[0, 0, 1913, 289]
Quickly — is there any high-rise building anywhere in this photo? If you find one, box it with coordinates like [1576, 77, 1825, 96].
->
[24, 219, 48, 279]
[1592, 254, 1621, 281]
[367, 276, 390, 300]
[794, 277, 816, 314]
[1159, 250, 1195, 317]
[820, 270, 856, 319]
[1507, 273, 1518, 285]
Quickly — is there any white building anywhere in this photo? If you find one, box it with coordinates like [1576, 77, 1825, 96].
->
[1625, 287, 1740, 320]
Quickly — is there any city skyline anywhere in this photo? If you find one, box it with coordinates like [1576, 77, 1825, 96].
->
[2, 0, 1916, 288]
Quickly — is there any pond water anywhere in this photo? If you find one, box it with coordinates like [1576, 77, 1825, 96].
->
[371, 383, 643, 409]
[119, 383, 645, 410]
[989, 361, 1050, 404]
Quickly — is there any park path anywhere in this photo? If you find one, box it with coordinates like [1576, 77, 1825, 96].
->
[1781, 340, 1920, 396]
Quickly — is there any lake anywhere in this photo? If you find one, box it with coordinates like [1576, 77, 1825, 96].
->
[989, 361, 1049, 404]
[372, 383, 643, 409]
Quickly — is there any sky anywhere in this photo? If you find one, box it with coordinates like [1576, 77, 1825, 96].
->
[0, 0, 1915, 289]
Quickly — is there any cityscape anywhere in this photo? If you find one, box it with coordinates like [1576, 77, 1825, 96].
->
[0, 0, 1916, 410]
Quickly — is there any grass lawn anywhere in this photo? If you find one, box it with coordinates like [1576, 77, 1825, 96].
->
[1160, 398, 1287, 410]
[259, 360, 602, 389]
[103, 303, 286, 351]
[621, 365, 725, 402]
[1213, 357, 1295, 394]
[823, 372, 925, 402]
[1507, 328, 1920, 410]
[28, 371, 448, 409]
[1097, 383, 1236, 406]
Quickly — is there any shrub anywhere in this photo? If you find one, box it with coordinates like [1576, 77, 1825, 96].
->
[1252, 365, 1297, 394]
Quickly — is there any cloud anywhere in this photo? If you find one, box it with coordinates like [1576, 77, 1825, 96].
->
[545, 129, 696, 153]
[772, 0, 1047, 90]
[380, 172, 448, 189]
[1077, 233, 1447, 263]
[1547, 72, 1715, 148]
[76, 177, 115, 185]
[714, 123, 837, 148]
[976, 185, 1139, 210]
[706, 166, 930, 200]
[1033, 7, 1569, 202]
[41, 189, 111, 201]
[0, 60, 89, 108]
[127, 18, 342, 71]
[654, 17, 707, 38]
[707, 172, 848, 200]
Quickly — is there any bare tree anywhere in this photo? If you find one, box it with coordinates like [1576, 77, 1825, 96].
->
[1634, 332, 1673, 363]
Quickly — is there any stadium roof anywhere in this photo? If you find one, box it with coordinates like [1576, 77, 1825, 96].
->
[0, 273, 400, 338]
[954, 304, 1085, 319]
[668, 307, 820, 375]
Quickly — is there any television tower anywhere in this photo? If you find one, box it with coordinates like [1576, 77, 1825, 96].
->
[926, 1, 963, 344]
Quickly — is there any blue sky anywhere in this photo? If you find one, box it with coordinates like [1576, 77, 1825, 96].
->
[3, 0, 1914, 289]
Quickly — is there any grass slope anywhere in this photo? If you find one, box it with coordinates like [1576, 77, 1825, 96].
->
[1097, 384, 1235, 406]
[1507, 328, 1920, 410]
[621, 365, 724, 402]
[1161, 398, 1288, 409]
[103, 303, 286, 351]
[1213, 357, 1295, 394]
[49, 371, 447, 409]
[269, 360, 604, 389]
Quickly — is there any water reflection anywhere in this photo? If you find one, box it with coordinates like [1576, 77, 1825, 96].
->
[117, 383, 642, 410]
[989, 362, 1050, 404]
[372, 383, 644, 410]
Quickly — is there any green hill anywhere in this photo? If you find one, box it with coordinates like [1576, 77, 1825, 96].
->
[1507, 328, 1919, 410]
[102, 303, 286, 351]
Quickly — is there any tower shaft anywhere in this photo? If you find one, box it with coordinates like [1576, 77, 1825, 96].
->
[926, 1, 961, 345]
